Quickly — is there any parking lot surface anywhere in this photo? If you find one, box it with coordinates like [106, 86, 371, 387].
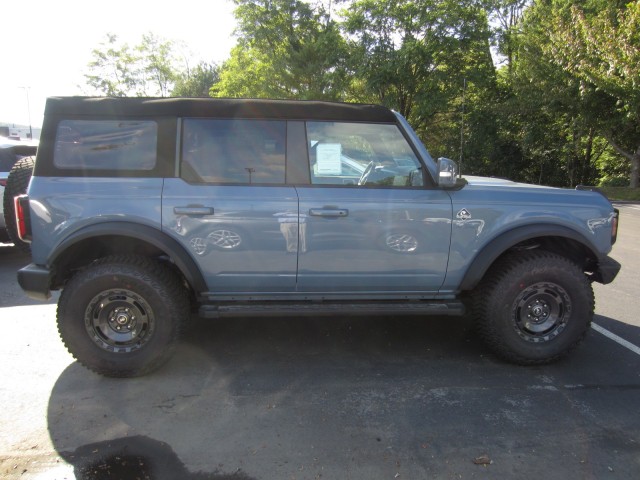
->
[1, 205, 639, 480]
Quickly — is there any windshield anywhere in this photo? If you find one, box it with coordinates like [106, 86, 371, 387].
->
[393, 112, 437, 181]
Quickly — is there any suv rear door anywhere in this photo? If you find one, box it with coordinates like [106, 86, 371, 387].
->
[162, 118, 299, 294]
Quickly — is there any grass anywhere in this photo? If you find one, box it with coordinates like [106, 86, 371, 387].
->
[599, 186, 640, 202]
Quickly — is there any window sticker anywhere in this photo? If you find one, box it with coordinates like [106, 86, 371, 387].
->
[316, 143, 342, 175]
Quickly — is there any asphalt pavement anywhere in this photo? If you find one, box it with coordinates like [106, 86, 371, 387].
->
[0, 205, 639, 480]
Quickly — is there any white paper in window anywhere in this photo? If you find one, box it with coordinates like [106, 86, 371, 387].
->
[316, 143, 342, 175]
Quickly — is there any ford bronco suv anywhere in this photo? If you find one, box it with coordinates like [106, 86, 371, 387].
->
[15, 97, 620, 377]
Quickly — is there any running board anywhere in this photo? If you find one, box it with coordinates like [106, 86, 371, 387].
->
[198, 301, 465, 319]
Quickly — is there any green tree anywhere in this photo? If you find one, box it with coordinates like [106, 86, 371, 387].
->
[343, 0, 497, 165]
[491, 0, 617, 187]
[85, 34, 137, 97]
[136, 33, 178, 97]
[544, 1, 640, 187]
[487, 0, 529, 72]
[172, 62, 220, 97]
[85, 33, 182, 97]
[214, 0, 349, 100]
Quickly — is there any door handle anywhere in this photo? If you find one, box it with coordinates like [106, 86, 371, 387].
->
[174, 206, 214, 216]
[309, 208, 349, 217]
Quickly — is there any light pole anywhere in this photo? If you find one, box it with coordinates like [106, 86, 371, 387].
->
[19, 86, 33, 140]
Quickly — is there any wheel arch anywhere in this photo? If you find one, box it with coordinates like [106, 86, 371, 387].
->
[48, 221, 207, 294]
[459, 223, 601, 292]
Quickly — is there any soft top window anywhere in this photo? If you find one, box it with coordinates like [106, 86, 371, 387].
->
[180, 118, 286, 185]
[53, 120, 157, 171]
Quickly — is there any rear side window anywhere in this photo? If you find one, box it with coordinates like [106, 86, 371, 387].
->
[53, 120, 157, 171]
[180, 119, 286, 184]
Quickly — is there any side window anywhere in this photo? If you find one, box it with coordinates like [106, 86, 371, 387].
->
[306, 122, 423, 187]
[53, 120, 157, 170]
[181, 119, 286, 184]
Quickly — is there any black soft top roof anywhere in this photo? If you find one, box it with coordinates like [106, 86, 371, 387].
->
[44, 97, 397, 123]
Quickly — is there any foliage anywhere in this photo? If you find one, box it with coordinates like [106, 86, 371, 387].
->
[85, 34, 138, 97]
[213, 0, 349, 100]
[172, 62, 220, 97]
[343, 1, 494, 118]
[486, 0, 529, 71]
[342, 0, 498, 176]
[599, 186, 640, 201]
[136, 33, 178, 97]
[85, 33, 182, 97]
[542, 0, 640, 187]
[488, 0, 639, 188]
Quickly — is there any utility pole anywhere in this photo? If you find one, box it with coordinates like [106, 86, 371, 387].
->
[245, 167, 255, 184]
[19, 86, 33, 140]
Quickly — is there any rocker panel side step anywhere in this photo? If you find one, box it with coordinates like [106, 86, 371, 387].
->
[198, 301, 465, 319]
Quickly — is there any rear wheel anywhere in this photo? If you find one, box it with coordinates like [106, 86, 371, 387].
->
[3, 156, 34, 252]
[473, 250, 593, 364]
[57, 255, 189, 377]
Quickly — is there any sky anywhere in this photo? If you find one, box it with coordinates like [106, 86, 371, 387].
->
[1, 0, 238, 129]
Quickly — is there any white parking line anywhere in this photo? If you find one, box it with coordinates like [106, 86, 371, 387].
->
[592, 322, 640, 356]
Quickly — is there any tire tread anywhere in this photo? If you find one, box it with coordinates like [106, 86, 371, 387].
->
[473, 250, 594, 365]
[57, 254, 189, 377]
[2, 156, 34, 252]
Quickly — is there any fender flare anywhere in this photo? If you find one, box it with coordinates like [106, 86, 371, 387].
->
[458, 223, 600, 291]
[48, 221, 208, 294]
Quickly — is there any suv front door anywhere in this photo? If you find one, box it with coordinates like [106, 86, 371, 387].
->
[296, 121, 452, 294]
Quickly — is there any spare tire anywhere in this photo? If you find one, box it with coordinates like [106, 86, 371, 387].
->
[3, 156, 34, 253]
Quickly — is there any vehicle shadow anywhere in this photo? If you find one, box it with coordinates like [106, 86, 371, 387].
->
[46, 315, 640, 479]
[47, 315, 485, 479]
[58, 435, 255, 480]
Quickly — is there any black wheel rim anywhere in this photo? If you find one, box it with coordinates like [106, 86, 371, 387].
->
[511, 282, 571, 343]
[84, 289, 155, 353]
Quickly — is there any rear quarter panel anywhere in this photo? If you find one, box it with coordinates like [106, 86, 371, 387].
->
[27, 177, 164, 265]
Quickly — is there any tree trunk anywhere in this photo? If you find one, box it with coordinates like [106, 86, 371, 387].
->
[631, 147, 639, 189]
[582, 129, 594, 186]
[604, 134, 639, 189]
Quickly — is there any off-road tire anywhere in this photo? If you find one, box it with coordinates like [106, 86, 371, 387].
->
[473, 250, 594, 365]
[57, 255, 189, 377]
[3, 156, 34, 252]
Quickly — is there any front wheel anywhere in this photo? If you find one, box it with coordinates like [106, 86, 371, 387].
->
[57, 255, 189, 377]
[473, 250, 594, 365]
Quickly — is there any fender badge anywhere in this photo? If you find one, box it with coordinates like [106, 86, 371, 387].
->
[457, 208, 472, 220]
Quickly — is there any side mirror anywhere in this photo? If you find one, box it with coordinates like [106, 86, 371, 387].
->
[436, 157, 458, 187]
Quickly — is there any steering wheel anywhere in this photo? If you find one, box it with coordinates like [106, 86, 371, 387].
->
[358, 161, 376, 186]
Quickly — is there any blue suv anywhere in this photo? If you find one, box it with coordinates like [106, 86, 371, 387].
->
[15, 97, 620, 377]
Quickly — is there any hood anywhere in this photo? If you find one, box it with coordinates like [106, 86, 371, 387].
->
[462, 175, 556, 189]
[457, 175, 613, 209]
